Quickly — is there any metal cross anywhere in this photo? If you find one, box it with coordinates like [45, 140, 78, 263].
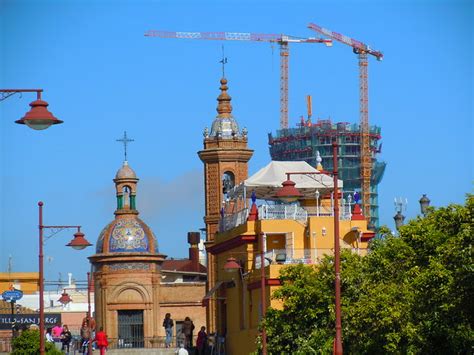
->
[219, 45, 228, 77]
[116, 131, 134, 161]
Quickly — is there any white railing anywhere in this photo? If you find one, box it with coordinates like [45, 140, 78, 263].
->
[219, 208, 249, 232]
[265, 248, 362, 265]
[258, 204, 308, 224]
[219, 202, 353, 232]
[303, 203, 352, 220]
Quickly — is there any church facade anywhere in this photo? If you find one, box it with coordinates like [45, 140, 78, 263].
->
[89, 160, 206, 347]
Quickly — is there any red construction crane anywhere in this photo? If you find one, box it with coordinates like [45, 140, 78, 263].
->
[307, 22, 383, 225]
[145, 30, 332, 129]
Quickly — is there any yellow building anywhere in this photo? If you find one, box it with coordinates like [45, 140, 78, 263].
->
[205, 163, 375, 354]
[0, 272, 39, 295]
[198, 75, 374, 354]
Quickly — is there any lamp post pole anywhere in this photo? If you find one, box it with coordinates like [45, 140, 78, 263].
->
[259, 232, 267, 355]
[332, 142, 343, 355]
[37, 201, 91, 355]
[39, 202, 45, 355]
[87, 272, 93, 355]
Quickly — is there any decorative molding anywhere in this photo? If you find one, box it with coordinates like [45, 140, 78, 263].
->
[207, 235, 257, 254]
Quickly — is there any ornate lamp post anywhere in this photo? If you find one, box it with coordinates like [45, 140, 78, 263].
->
[0, 89, 63, 130]
[38, 201, 92, 355]
[419, 194, 430, 216]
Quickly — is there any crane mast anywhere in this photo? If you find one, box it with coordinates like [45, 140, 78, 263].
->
[307, 23, 383, 225]
[145, 30, 331, 129]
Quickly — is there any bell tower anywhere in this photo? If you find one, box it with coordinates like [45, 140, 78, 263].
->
[198, 77, 253, 332]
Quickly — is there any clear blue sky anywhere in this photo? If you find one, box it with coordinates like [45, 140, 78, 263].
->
[1, 0, 472, 284]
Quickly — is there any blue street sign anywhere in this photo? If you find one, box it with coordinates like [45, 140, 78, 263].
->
[2, 290, 23, 302]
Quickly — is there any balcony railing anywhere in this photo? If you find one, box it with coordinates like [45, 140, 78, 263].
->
[258, 204, 308, 224]
[262, 247, 363, 266]
[219, 201, 352, 232]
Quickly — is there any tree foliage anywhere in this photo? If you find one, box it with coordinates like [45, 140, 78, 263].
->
[11, 329, 62, 355]
[262, 195, 473, 354]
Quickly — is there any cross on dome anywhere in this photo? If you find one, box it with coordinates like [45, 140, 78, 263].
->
[116, 131, 134, 161]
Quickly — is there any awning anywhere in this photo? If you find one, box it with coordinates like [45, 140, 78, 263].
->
[228, 161, 342, 200]
[202, 281, 226, 301]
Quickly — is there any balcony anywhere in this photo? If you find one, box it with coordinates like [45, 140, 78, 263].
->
[219, 203, 352, 232]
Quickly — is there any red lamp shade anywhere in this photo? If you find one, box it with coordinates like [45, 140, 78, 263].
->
[15, 99, 63, 130]
[66, 231, 92, 250]
[276, 179, 303, 203]
[58, 290, 72, 305]
[224, 257, 241, 273]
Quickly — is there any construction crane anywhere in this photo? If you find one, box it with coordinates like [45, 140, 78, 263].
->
[307, 22, 383, 225]
[145, 30, 332, 129]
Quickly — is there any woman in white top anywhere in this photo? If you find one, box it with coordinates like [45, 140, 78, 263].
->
[45, 327, 54, 342]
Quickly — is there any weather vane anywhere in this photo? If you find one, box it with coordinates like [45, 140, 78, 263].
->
[219, 45, 228, 77]
[116, 131, 134, 161]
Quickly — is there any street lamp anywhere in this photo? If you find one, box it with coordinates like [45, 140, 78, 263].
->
[419, 194, 430, 216]
[38, 201, 92, 355]
[393, 211, 405, 230]
[56, 273, 94, 355]
[0, 89, 63, 130]
[224, 233, 267, 355]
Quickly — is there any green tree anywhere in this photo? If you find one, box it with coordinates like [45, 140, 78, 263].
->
[262, 195, 473, 354]
[11, 329, 62, 355]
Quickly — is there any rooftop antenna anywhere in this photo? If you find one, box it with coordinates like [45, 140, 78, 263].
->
[116, 131, 134, 161]
[394, 197, 408, 213]
[219, 45, 228, 78]
[8, 254, 12, 273]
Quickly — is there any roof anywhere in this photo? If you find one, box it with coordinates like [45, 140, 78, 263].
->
[229, 161, 342, 200]
[162, 259, 207, 274]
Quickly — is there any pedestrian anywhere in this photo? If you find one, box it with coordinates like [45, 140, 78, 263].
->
[94, 326, 109, 355]
[45, 327, 54, 343]
[196, 326, 207, 355]
[162, 312, 174, 348]
[80, 319, 92, 354]
[182, 316, 195, 349]
[176, 343, 189, 355]
[52, 322, 62, 350]
[60, 324, 72, 353]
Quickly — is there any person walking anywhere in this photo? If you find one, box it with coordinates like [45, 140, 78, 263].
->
[60, 324, 72, 354]
[182, 317, 195, 349]
[196, 326, 207, 355]
[94, 326, 109, 355]
[162, 313, 174, 348]
[80, 319, 92, 354]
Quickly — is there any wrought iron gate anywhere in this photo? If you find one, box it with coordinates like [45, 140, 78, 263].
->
[117, 310, 144, 348]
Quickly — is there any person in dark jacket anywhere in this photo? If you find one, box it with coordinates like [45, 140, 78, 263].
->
[60, 324, 72, 353]
[196, 326, 207, 355]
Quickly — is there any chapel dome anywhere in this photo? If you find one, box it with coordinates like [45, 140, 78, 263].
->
[115, 161, 137, 180]
[96, 216, 159, 254]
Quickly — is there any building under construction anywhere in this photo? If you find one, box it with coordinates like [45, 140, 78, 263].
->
[268, 118, 386, 228]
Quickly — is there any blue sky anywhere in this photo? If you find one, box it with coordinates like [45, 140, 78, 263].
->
[1, 0, 472, 284]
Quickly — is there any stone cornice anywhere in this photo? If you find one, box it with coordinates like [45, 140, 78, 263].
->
[198, 149, 253, 163]
[207, 234, 257, 255]
[89, 252, 167, 264]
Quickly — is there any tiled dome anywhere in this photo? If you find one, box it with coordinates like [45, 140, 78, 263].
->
[96, 217, 159, 254]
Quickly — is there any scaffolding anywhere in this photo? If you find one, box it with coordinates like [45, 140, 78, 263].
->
[268, 119, 386, 227]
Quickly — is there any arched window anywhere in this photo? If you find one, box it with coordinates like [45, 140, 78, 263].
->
[123, 186, 131, 207]
[222, 171, 235, 195]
